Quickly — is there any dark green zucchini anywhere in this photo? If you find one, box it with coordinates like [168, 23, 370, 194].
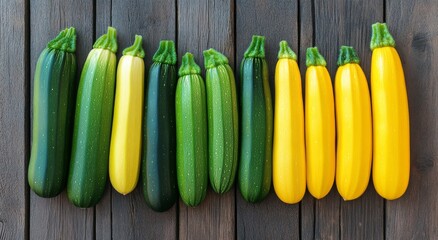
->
[238, 35, 273, 203]
[67, 27, 118, 208]
[28, 27, 77, 198]
[142, 40, 178, 212]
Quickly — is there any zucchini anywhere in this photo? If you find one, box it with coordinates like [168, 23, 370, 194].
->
[109, 35, 145, 195]
[142, 40, 178, 211]
[175, 53, 208, 207]
[67, 27, 118, 208]
[273, 41, 306, 204]
[305, 47, 335, 199]
[370, 23, 410, 200]
[238, 35, 273, 203]
[335, 46, 372, 201]
[28, 27, 77, 198]
[203, 48, 238, 194]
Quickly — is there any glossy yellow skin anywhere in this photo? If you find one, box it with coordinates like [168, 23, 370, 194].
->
[305, 66, 335, 199]
[109, 55, 145, 195]
[273, 58, 306, 204]
[371, 47, 410, 200]
[335, 63, 372, 201]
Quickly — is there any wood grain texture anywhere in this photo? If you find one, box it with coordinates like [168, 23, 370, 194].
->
[28, 1, 94, 240]
[112, 188, 177, 239]
[340, 183, 384, 240]
[312, 1, 385, 239]
[0, 0, 28, 239]
[236, 0, 299, 239]
[299, 1, 315, 239]
[108, 1, 178, 239]
[177, 0, 235, 239]
[386, 1, 438, 239]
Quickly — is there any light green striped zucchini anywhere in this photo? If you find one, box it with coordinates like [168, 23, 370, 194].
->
[203, 48, 238, 194]
[175, 53, 208, 207]
[67, 27, 118, 208]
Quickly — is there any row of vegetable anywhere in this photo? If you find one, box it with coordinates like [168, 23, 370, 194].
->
[28, 22, 409, 211]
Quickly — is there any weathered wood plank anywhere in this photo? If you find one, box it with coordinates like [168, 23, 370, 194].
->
[28, 1, 94, 239]
[236, 0, 299, 239]
[299, 1, 315, 239]
[177, 0, 235, 239]
[112, 188, 177, 239]
[386, 1, 438, 239]
[340, 183, 384, 240]
[109, 1, 178, 239]
[311, 1, 385, 239]
[0, 0, 28, 239]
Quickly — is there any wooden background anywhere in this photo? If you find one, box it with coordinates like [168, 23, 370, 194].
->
[1, 0, 437, 239]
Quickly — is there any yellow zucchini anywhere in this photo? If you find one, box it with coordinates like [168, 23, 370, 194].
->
[370, 23, 410, 200]
[305, 47, 335, 199]
[109, 35, 145, 195]
[335, 46, 372, 201]
[273, 41, 306, 204]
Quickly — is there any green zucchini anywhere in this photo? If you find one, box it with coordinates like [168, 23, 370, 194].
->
[175, 53, 208, 207]
[142, 40, 178, 211]
[28, 27, 77, 198]
[203, 48, 238, 194]
[238, 35, 273, 203]
[67, 27, 118, 208]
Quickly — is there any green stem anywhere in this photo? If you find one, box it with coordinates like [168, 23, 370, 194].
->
[47, 27, 76, 53]
[337, 46, 360, 66]
[93, 26, 118, 53]
[370, 22, 395, 50]
[306, 47, 326, 67]
[203, 48, 229, 69]
[178, 52, 201, 77]
[278, 40, 297, 60]
[244, 35, 265, 58]
[152, 40, 177, 65]
[122, 35, 145, 58]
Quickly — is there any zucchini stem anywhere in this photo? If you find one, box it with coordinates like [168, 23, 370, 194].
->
[178, 52, 201, 77]
[337, 46, 360, 66]
[93, 26, 118, 53]
[153, 40, 177, 65]
[47, 27, 76, 53]
[203, 48, 229, 69]
[244, 35, 265, 58]
[370, 22, 395, 50]
[306, 47, 327, 67]
[278, 40, 297, 60]
[123, 35, 145, 58]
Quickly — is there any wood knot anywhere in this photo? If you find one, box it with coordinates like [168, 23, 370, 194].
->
[415, 155, 435, 172]
[411, 33, 429, 53]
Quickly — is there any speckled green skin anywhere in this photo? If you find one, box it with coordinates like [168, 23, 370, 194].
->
[142, 41, 178, 212]
[204, 49, 239, 194]
[238, 36, 273, 203]
[175, 53, 208, 207]
[67, 27, 117, 208]
[28, 28, 77, 198]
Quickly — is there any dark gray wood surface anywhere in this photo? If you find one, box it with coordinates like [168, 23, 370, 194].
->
[0, 0, 28, 239]
[1, 0, 437, 239]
